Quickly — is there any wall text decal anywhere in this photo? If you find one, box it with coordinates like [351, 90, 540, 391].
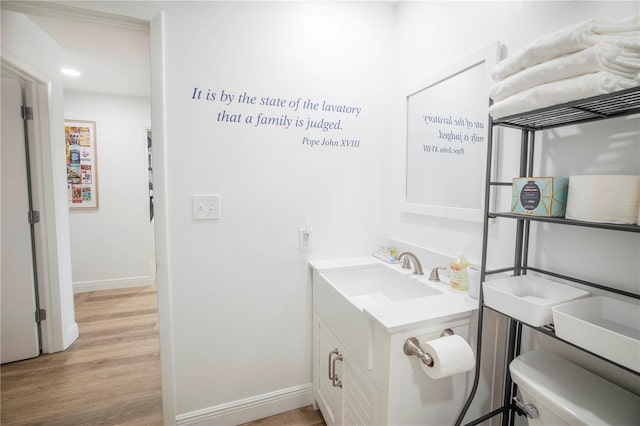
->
[190, 87, 363, 149]
[420, 113, 485, 156]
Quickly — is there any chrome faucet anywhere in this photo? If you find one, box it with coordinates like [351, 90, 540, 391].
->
[395, 251, 424, 275]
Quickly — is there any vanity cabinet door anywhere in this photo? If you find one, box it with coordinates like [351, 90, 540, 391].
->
[317, 319, 343, 426]
[342, 353, 380, 426]
[316, 317, 380, 426]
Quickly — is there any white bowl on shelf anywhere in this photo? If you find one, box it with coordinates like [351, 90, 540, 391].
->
[483, 275, 589, 326]
[553, 296, 640, 372]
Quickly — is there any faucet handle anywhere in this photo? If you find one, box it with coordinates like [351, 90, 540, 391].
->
[395, 251, 412, 269]
[400, 257, 411, 269]
[429, 267, 446, 282]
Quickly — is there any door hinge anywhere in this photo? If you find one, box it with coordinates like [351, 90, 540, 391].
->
[35, 308, 47, 323]
[21, 106, 34, 120]
[28, 210, 40, 224]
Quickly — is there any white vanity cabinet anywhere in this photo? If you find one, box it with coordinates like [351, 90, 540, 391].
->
[311, 265, 502, 426]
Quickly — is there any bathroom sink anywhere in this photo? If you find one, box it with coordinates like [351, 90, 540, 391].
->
[312, 259, 477, 365]
[321, 264, 442, 310]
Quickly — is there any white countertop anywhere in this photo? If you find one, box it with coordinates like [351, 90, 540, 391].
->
[310, 256, 479, 333]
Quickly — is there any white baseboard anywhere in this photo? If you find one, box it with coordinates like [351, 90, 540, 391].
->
[175, 383, 313, 426]
[73, 275, 153, 293]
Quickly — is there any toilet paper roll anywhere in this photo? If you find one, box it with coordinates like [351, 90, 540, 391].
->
[566, 175, 640, 224]
[419, 335, 475, 379]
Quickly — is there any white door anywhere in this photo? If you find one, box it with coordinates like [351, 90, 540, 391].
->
[1, 76, 40, 363]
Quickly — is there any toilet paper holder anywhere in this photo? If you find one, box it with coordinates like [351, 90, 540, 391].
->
[403, 329, 454, 367]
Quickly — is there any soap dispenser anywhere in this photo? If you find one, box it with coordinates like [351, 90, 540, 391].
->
[450, 252, 471, 291]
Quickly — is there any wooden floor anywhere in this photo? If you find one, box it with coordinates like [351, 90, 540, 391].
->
[240, 406, 325, 426]
[1, 284, 325, 426]
[1, 284, 163, 425]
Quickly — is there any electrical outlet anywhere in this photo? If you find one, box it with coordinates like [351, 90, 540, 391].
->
[192, 194, 221, 220]
[299, 227, 312, 251]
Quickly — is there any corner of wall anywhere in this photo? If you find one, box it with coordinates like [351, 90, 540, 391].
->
[62, 321, 79, 350]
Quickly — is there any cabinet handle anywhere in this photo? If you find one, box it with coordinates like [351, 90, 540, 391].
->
[328, 348, 339, 381]
[331, 352, 343, 388]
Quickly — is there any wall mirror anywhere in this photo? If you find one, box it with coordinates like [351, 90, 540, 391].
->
[403, 42, 500, 222]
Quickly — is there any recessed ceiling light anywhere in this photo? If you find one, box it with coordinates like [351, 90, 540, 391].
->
[61, 68, 81, 77]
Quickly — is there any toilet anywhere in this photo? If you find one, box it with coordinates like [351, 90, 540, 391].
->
[509, 349, 640, 425]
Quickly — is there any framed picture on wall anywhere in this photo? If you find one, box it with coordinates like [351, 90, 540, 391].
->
[65, 119, 99, 209]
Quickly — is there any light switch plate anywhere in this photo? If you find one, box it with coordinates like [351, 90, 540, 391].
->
[192, 194, 221, 220]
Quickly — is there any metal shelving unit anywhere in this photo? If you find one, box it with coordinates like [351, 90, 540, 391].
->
[455, 86, 640, 426]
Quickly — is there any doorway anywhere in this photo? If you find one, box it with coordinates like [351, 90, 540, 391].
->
[22, 1, 156, 332]
[0, 2, 162, 421]
[1, 2, 174, 422]
[19, 6, 157, 296]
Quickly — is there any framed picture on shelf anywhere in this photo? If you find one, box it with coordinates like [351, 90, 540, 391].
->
[65, 120, 98, 209]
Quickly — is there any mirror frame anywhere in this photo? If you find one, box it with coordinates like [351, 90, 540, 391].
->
[402, 41, 501, 222]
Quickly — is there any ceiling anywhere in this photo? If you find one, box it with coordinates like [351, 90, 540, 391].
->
[6, 2, 151, 98]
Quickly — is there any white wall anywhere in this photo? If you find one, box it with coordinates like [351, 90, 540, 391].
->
[64, 91, 155, 292]
[391, 0, 640, 395]
[159, 1, 394, 420]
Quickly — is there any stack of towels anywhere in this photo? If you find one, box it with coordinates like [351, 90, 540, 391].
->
[489, 15, 640, 118]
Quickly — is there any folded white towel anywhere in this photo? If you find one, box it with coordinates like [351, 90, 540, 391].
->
[489, 71, 638, 118]
[591, 15, 640, 33]
[586, 33, 640, 49]
[493, 16, 640, 81]
[490, 44, 640, 101]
